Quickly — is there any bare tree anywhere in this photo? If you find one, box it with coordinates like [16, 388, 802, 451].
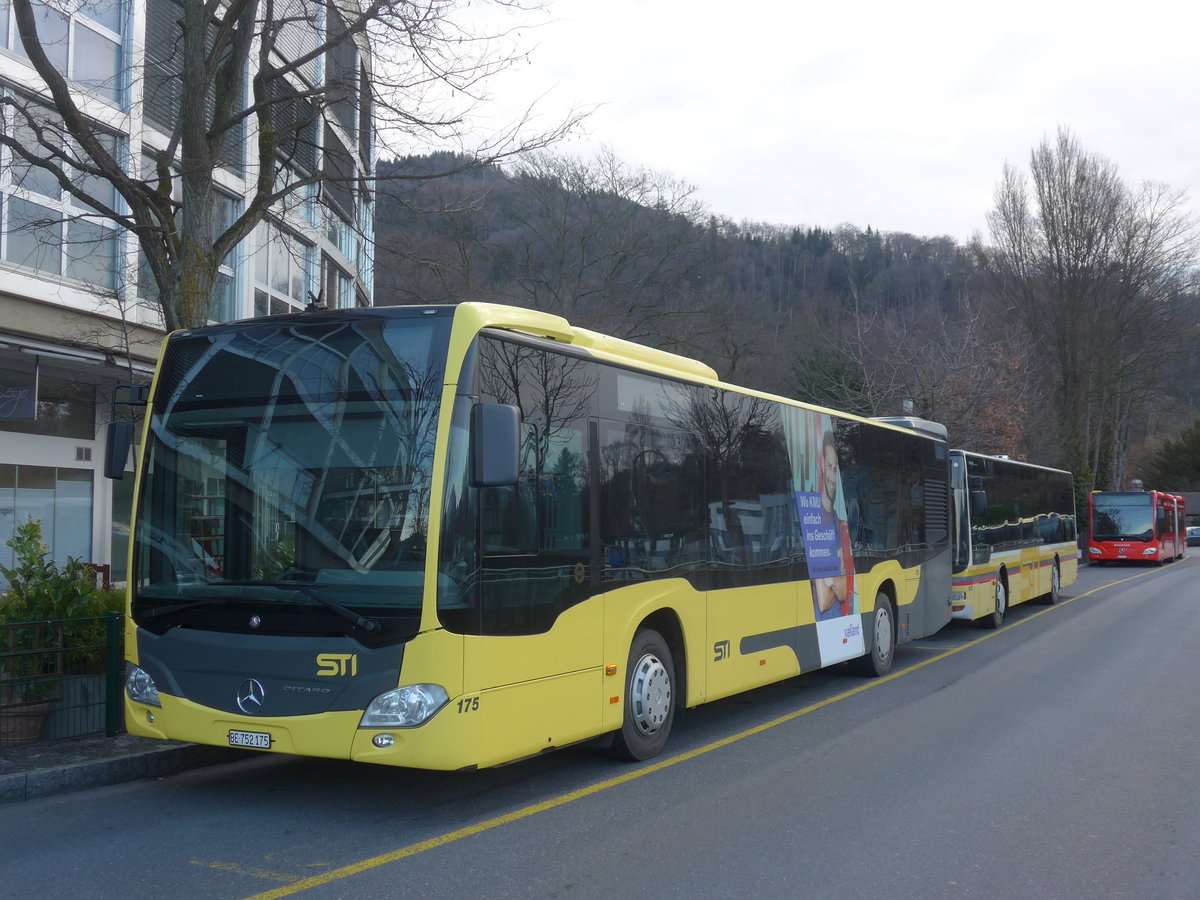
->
[977, 128, 1200, 488]
[489, 147, 709, 341]
[2, 0, 581, 332]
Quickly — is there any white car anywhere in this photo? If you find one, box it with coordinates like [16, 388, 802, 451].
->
[1188, 525, 1200, 547]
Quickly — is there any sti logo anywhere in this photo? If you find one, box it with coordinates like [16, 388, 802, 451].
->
[316, 653, 358, 677]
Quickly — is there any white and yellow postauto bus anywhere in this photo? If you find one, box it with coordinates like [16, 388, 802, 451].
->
[110, 302, 956, 769]
[949, 450, 1079, 628]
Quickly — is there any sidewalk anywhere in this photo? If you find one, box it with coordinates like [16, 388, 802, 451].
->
[0, 733, 250, 805]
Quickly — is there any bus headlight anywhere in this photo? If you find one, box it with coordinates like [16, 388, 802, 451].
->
[126, 664, 161, 707]
[360, 684, 449, 728]
[1143, 548, 1158, 556]
[1088, 546, 1102, 555]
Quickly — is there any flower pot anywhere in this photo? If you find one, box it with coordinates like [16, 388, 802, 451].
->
[0, 700, 50, 745]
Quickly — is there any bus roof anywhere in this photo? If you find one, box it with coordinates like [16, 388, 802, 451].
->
[951, 448, 1072, 477]
[456, 302, 720, 383]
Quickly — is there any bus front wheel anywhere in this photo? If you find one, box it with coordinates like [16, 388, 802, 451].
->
[979, 577, 1006, 629]
[610, 629, 676, 761]
[850, 591, 894, 677]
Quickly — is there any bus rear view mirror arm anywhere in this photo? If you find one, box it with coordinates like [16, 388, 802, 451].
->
[471, 403, 520, 487]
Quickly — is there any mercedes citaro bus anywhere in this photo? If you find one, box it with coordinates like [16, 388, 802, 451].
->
[108, 302, 960, 769]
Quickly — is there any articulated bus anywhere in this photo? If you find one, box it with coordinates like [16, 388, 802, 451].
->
[1087, 490, 1186, 565]
[948, 451, 1079, 628]
[107, 303, 957, 770]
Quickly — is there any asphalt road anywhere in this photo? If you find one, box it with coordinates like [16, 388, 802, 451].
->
[3, 557, 1197, 899]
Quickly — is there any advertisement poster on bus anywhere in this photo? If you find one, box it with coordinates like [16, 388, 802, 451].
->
[784, 407, 864, 666]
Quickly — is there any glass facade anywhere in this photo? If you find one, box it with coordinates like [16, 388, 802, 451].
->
[0, 463, 94, 586]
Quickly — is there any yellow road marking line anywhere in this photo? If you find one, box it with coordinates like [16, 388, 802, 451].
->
[192, 860, 301, 883]
[245, 566, 1162, 899]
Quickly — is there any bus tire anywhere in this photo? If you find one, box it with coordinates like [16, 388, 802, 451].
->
[850, 591, 894, 678]
[1041, 560, 1061, 605]
[978, 577, 1006, 629]
[610, 629, 675, 762]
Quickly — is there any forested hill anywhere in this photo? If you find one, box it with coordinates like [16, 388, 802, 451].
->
[373, 150, 1200, 484]
[374, 152, 981, 394]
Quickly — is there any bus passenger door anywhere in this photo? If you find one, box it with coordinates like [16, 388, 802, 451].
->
[465, 409, 603, 767]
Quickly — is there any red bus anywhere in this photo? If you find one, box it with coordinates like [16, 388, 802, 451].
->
[1087, 490, 1186, 565]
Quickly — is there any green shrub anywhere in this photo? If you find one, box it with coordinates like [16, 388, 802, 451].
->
[1, 517, 118, 624]
[1, 518, 124, 704]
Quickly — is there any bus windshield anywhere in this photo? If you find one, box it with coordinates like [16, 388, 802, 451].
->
[133, 313, 451, 636]
[1091, 495, 1153, 542]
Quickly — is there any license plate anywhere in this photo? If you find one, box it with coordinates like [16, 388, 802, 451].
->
[228, 729, 271, 749]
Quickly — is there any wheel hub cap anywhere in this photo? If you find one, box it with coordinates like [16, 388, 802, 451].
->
[629, 654, 671, 736]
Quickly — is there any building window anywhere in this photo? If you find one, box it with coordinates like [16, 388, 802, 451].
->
[6, 0, 127, 106]
[253, 220, 312, 316]
[322, 254, 353, 309]
[142, 0, 244, 173]
[0, 101, 123, 289]
[0, 464, 95, 583]
[4, 196, 62, 275]
[209, 190, 240, 322]
[325, 6, 358, 134]
[0, 370, 95, 439]
[274, 0, 320, 87]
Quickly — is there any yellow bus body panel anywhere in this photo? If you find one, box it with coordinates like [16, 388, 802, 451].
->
[461, 600, 604, 767]
[705, 581, 799, 703]
[472, 668, 604, 768]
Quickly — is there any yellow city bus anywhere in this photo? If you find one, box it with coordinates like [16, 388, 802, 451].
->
[949, 450, 1079, 628]
[108, 302, 955, 770]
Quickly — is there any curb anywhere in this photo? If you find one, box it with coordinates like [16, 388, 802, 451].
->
[0, 744, 250, 805]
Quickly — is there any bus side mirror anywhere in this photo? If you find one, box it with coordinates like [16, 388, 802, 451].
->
[970, 490, 987, 520]
[105, 421, 134, 480]
[471, 403, 520, 487]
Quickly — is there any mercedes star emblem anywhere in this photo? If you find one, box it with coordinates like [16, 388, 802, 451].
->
[236, 678, 265, 714]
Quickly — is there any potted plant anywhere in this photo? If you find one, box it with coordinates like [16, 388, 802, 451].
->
[1, 517, 122, 743]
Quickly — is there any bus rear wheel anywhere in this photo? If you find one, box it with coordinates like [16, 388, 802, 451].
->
[979, 577, 1006, 629]
[610, 629, 675, 761]
[850, 591, 894, 677]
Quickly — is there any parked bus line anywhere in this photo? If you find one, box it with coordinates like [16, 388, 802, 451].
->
[106, 302, 1077, 770]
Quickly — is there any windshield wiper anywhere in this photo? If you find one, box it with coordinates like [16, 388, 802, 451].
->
[292, 586, 383, 635]
[141, 597, 231, 620]
[138, 582, 382, 634]
[213, 581, 383, 634]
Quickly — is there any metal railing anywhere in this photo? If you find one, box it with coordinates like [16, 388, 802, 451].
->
[0, 613, 123, 746]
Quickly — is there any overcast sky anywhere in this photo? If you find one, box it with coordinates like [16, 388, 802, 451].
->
[477, 0, 1200, 243]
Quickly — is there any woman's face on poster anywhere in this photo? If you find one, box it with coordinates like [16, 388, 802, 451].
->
[821, 441, 839, 509]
